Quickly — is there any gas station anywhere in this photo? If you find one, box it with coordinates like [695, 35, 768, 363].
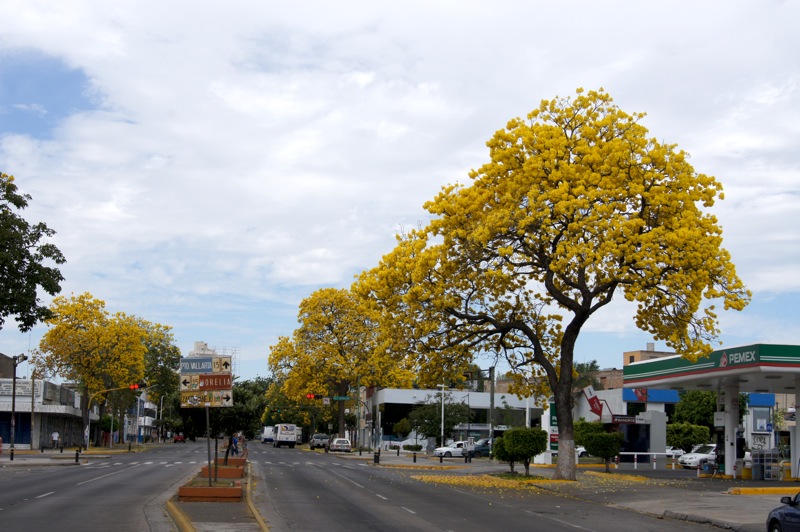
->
[624, 343, 800, 477]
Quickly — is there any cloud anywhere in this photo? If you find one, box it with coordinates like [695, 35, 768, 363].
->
[1, 1, 798, 378]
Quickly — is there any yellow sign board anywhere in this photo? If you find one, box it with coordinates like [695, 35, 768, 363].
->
[180, 390, 233, 408]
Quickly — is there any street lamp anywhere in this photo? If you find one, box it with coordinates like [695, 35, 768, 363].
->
[10, 353, 29, 460]
[437, 384, 446, 446]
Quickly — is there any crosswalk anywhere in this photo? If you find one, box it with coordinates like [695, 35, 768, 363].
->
[86, 460, 198, 468]
[85, 459, 362, 469]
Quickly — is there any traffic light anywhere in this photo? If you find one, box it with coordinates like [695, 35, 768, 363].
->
[129, 382, 147, 390]
[306, 393, 316, 399]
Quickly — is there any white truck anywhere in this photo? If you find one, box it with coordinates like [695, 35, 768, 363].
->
[272, 423, 297, 448]
[261, 426, 274, 443]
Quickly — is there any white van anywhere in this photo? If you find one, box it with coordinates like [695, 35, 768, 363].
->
[261, 426, 274, 443]
[272, 423, 297, 448]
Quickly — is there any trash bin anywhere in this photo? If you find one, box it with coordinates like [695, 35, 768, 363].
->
[752, 464, 763, 481]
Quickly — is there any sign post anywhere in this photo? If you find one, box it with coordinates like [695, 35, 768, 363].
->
[179, 354, 234, 486]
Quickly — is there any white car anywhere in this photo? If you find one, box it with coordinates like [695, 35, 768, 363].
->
[678, 443, 716, 468]
[329, 438, 351, 452]
[552, 446, 588, 458]
[433, 441, 470, 457]
[666, 446, 685, 458]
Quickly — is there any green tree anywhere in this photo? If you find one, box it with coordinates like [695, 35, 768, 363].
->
[574, 419, 605, 446]
[674, 391, 717, 432]
[140, 320, 181, 410]
[502, 427, 548, 476]
[393, 418, 412, 439]
[584, 432, 625, 473]
[492, 436, 514, 473]
[358, 88, 750, 480]
[408, 393, 469, 446]
[0, 172, 66, 332]
[667, 422, 710, 452]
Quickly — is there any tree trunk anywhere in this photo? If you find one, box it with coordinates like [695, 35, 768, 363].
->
[553, 327, 579, 481]
[81, 388, 90, 450]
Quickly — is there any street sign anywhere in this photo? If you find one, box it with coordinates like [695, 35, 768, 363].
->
[333, 395, 351, 401]
[181, 390, 233, 408]
[181, 373, 233, 391]
[180, 356, 232, 374]
[180, 374, 200, 391]
[199, 373, 233, 390]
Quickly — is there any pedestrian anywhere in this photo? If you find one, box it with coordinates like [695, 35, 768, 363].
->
[231, 434, 239, 456]
[51, 430, 60, 449]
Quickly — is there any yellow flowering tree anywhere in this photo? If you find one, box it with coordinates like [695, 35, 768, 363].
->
[34, 292, 148, 446]
[359, 89, 750, 480]
[268, 287, 414, 439]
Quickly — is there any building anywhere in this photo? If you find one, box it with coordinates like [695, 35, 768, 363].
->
[0, 374, 96, 449]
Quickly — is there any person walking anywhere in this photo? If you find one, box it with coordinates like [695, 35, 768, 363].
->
[231, 434, 239, 456]
[51, 430, 60, 449]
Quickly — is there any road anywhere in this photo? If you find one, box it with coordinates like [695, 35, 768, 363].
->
[248, 445, 720, 532]
[0, 441, 210, 531]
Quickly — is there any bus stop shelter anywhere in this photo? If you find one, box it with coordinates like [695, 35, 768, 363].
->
[623, 343, 800, 477]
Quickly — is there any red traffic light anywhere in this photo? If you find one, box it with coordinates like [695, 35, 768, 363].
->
[306, 393, 315, 399]
[129, 383, 139, 389]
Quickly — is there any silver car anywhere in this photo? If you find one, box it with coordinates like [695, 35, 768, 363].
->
[330, 438, 351, 452]
[678, 444, 716, 468]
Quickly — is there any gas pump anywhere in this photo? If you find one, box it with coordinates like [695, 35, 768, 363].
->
[714, 427, 725, 474]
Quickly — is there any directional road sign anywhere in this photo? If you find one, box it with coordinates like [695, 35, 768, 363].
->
[180, 390, 233, 408]
[180, 356, 232, 374]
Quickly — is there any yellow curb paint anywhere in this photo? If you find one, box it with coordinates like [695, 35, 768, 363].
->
[165, 499, 196, 532]
[245, 462, 269, 531]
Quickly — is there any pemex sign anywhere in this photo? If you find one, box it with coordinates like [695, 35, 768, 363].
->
[180, 355, 234, 408]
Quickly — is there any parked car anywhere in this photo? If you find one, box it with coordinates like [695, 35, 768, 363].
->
[330, 438, 352, 452]
[471, 438, 492, 457]
[665, 446, 685, 458]
[552, 446, 588, 458]
[173, 432, 186, 443]
[309, 433, 329, 450]
[433, 441, 472, 457]
[766, 492, 800, 532]
[678, 443, 716, 468]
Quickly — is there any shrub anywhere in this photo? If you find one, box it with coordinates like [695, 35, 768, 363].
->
[583, 432, 624, 472]
[493, 428, 548, 476]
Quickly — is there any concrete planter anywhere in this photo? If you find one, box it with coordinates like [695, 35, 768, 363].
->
[201, 464, 244, 478]
[178, 480, 242, 502]
[216, 457, 247, 467]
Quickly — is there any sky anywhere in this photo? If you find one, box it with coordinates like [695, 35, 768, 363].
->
[1, 1, 798, 383]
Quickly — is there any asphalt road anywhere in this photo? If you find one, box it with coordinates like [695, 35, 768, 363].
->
[248, 445, 721, 532]
[0, 441, 210, 531]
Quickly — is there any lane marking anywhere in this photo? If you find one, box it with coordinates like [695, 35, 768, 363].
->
[36, 492, 55, 499]
[77, 464, 142, 485]
[524, 509, 591, 530]
[402, 507, 416, 514]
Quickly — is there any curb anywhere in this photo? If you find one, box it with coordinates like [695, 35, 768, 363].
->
[165, 498, 196, 532]
[728, 487, 800, 496]
[245, 462, 269, 531]
[164, 460, 268, 532]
